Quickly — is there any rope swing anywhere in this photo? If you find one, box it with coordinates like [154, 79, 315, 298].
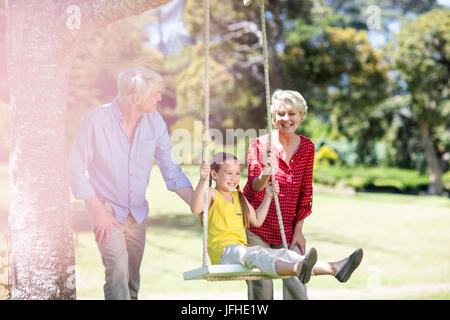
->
[184, 0, 288, 281]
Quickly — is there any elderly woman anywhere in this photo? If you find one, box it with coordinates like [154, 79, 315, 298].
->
[243, 89, 362, 300]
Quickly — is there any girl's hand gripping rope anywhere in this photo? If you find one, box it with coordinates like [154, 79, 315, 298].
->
[266, 180, 280, 198]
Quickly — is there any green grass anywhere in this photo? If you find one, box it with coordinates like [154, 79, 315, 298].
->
[403, 291, 450, 300]
[1, 163, 450, 299]
[72, 165, 450, 299]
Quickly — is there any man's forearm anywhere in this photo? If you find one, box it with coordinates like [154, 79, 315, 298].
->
[84, 194, 106, 218]
[174, 187, 194, 206]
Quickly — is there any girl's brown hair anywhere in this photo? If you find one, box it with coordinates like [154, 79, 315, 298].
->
[201, 152, 250, 228]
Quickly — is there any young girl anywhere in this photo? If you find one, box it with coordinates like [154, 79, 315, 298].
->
[190, 152, 363, 284]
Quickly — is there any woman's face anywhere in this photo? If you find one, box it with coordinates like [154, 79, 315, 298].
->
[273, 104, 303, 136]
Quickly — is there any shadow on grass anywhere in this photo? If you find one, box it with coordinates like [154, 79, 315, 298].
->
[1, 204, 203, 237]
[146, 214, 203, 236]
[71, 208, 203, 237]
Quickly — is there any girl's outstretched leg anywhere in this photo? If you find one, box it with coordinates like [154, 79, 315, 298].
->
[312, 248, 363, 282]
[274, 260, 299, 277]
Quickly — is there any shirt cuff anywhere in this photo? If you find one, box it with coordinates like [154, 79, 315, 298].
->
[295, 206, 312, 224]
[165, 174, 192, 191]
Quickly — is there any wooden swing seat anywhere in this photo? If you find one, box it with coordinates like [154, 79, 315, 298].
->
[183, 264, 288, 281]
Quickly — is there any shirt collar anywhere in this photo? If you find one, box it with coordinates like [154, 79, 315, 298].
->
[111, 98, 124, 123]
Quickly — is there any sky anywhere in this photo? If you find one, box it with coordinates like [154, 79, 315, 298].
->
[146, 0, 190, 53]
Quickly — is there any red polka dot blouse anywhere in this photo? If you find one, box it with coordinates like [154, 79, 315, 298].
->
[243, 134, 315, 245]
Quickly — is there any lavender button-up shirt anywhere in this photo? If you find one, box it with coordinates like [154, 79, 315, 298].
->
[68, 99, 192, 223]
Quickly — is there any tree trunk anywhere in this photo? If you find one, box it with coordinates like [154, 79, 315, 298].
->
[6, 0, 170, 300]
[419, 121, 443, 195]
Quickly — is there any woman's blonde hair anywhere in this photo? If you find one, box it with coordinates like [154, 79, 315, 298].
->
[117, 66, 163, 106]
[271, 89, 308, 117]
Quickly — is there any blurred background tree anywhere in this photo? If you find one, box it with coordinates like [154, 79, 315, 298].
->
[391, 8, 450, 194]
[66, 13, 166, 150]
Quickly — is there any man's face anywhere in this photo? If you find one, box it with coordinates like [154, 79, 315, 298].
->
[137, 81, 162, 113]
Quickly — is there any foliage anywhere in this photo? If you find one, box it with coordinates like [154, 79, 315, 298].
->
[67, 13, 165, 149]
[324, 0, 439, 31]
[390, 8, 450, 193]
[392, 9, 449, 127]
[314, 144, 339, 167]
[283, 25, 390, 164]
[0, 0, 447, 195]
[314, 164, 450, 193]
[178, 0, 316, 131]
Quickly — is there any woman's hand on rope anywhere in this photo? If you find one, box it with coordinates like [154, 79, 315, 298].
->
[200, 162, 211, 179]
[289, 222, 306, 255]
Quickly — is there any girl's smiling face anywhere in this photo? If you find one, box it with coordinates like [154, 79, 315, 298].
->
[211, 159, 241, 192]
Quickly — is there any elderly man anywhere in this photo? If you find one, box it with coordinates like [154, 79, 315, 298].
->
[68, 66, 193, 300]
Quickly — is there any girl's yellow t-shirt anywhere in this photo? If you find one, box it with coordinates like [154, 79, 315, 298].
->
[207, 189, 249, 264]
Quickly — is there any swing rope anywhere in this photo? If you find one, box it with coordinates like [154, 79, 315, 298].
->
[199, 0, 287, 272]
[259, 0, 288, 249]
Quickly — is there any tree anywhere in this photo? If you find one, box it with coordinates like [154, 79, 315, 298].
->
[0, 0, 7, 103]
[66, 13, 165, 151]
[6, 0, 171, 300]
[324, 0, 439, 31]
[178, 0, 314, 131]
[282, 25, 389, 164]
[391, 8, 450, 195]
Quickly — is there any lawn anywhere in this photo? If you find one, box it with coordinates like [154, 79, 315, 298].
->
[1, 163, 450, 299]
[73, 165, 450, 299]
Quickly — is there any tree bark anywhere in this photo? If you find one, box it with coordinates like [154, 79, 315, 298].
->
[419, 121, 443, 195]
[6, 0, 170, 300]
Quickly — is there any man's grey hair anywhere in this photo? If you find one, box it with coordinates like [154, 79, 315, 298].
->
[117, 66, 163, 106]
